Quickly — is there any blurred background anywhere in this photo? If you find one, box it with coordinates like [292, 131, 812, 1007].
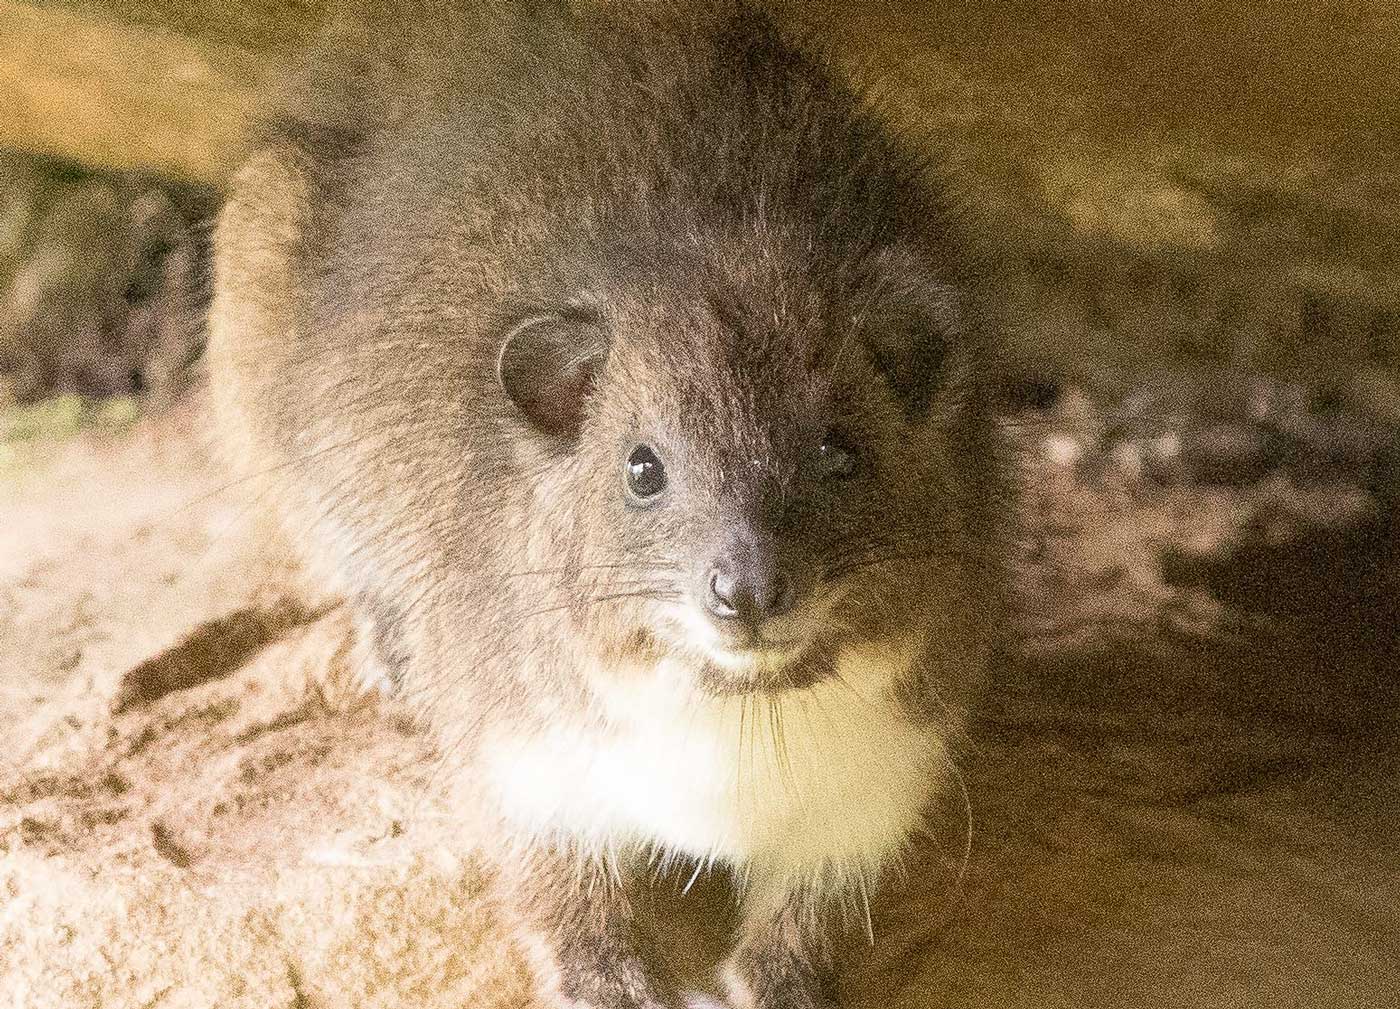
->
[1, 0, 1398, 487]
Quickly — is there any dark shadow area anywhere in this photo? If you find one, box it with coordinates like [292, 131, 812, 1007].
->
[1162, 504, 1400, 732]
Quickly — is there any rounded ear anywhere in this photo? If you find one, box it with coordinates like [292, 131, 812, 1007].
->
[871, 324, 951, 416]
[497, 314, 609, 438]
[867, 274, 961, 417]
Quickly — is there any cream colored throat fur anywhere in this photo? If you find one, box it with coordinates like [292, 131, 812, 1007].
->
[481, 636, 942, 911]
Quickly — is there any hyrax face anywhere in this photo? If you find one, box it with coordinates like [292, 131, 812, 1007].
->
[263, 5, 1005, 705]
[497, 230, 991, 697]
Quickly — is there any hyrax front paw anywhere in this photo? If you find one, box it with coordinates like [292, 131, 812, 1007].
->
[556, 953, 668, 1009]
[721, 901, 838, 1009]
[720, 962, 836, 1009]
[505, 850, 671, 1009]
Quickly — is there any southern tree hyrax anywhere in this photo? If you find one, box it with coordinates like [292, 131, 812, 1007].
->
[206, 2, 1012, 1006]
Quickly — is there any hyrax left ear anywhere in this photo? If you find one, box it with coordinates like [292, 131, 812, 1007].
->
[497, 313, 609, 438]
[872, 325, 951, 415]
[865, 253, 962, 415]
[870, 303, 957, 416]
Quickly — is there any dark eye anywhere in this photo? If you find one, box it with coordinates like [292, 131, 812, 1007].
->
[816, 432, 858, 480]
[625, 444, 667, 501]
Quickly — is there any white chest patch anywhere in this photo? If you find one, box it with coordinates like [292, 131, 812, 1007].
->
[480, 637, 944, 905]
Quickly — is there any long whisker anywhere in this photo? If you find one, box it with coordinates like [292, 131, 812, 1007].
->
[824, 546, 966, 582]
[501, 561, 682, 579]
[509, 587, 684, 623]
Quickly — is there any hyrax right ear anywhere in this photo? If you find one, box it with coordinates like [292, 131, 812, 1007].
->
[497, 314, 609, 439]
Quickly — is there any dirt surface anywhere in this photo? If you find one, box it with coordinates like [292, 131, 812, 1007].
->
[2, 405, 1398, 1008]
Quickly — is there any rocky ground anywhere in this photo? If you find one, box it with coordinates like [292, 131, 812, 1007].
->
[1, 395, 1396, 1008]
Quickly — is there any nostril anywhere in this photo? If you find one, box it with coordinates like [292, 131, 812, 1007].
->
[705, 563, 797, 625]
[706, 567, 740, 619]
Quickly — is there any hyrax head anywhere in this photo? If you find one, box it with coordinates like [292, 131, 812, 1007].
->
[498, 226, 999, 696]
[277, 4, 1006, 698]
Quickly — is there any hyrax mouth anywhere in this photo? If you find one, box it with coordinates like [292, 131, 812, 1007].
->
[658, 578, 844, 696]
[695, 642, 836, 696]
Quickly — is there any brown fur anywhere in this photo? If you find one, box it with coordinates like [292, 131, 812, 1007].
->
[723, 896, 840, 1009]
[505, 847, 674, 1009]
[206, 3, 1013, 1005]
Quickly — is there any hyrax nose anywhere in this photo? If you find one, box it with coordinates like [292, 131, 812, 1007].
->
[704, 552, 796, 626]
